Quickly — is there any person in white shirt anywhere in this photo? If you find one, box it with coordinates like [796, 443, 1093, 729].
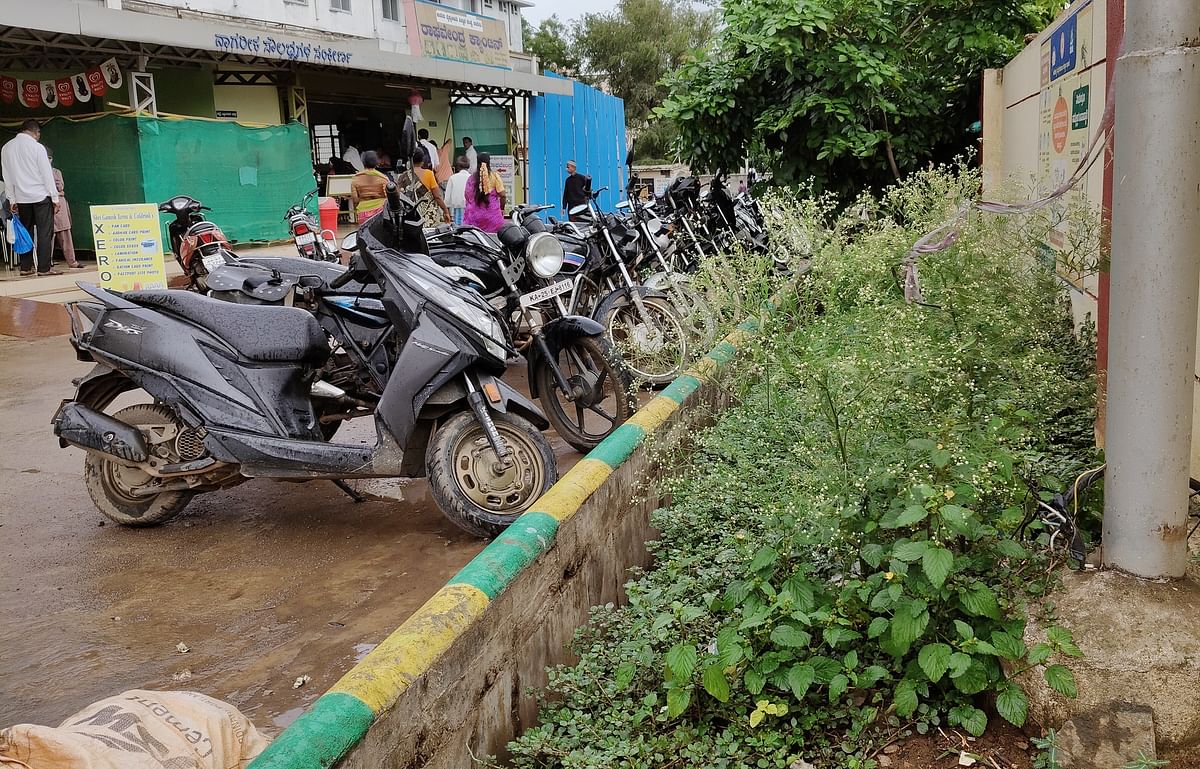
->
[1, 119, 61, 276]
[342, 141, 365, 172]
[444, 156, 471, 226]
[417, 129, 440, 173]
[462, 136, 478, 174]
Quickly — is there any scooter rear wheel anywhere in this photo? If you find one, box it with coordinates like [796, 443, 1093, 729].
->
[427, 410, 558, 538]
[83, 403, 196, 526]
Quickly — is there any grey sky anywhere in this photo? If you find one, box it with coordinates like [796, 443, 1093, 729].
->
[523, 0, 617, 26]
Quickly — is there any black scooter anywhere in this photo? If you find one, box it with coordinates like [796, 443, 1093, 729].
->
[52, 182, 558, 538]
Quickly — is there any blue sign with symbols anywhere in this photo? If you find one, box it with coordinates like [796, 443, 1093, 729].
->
[1049, 11, 1078, 82]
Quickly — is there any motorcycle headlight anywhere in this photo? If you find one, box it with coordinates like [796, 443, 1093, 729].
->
[403, 269, 510, 362]
[526, 232, 565, 278]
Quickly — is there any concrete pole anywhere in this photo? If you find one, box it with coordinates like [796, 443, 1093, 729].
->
[1102, 0, 1200, 578]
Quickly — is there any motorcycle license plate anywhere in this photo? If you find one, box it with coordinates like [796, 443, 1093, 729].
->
[519, 278, 573, 308]
[202, 252, 225, 272]
[294, 232, 317, 246]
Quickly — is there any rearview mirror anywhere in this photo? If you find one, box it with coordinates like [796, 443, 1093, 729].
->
[569, 204, 589, 217]
[401, 117, 416, 162]
[341, 232, 359, 251]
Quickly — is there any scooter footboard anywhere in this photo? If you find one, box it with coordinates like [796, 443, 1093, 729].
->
[205, 427, 376, 478]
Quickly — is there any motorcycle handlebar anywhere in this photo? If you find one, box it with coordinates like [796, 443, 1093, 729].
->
[386, 182, 402, 213]
[328, 266, 355, 289]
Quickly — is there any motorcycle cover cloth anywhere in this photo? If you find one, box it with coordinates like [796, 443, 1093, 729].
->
[0, 690, 270, 769]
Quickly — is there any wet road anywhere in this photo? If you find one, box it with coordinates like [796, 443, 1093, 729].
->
[0, 334, 580, 731]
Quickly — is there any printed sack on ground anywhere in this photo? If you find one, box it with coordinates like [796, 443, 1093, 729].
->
[0, 689, 270, 769]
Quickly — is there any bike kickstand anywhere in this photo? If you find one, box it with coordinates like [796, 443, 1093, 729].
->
[331, 479, 366, 504]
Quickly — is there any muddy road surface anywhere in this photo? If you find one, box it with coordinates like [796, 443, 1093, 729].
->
[0, 334, 581, 730]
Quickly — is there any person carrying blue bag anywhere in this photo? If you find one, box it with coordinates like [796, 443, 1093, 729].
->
[1, 119, 62, 276]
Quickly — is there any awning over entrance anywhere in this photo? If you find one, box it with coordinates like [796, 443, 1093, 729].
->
[2, 0, 572, 97]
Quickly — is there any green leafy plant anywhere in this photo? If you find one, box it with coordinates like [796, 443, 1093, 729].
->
[506, 165, 1094, 769]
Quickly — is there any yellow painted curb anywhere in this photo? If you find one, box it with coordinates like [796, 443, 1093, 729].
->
[329, 583, 491, 714]
[532, 458, 613, 522]
[625, 395, 682, 434]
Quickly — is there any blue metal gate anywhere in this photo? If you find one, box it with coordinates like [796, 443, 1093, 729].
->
[528, 73, 627, 214]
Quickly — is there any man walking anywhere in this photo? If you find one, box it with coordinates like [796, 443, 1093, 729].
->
[445, 156, 470, 226]
[562, 160, 589, 220]
[2, 119, 61, 276]
[417, 129, 440, 173]
[462, 136, 478, 174]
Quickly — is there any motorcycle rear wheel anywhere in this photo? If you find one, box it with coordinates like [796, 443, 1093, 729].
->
[83, 403, 196, 527]
[427, 410, 558, 538]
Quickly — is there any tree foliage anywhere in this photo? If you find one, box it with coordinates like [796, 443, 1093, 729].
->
[657, 0, 1062, 196]
[522, 15, 582, 79]
[524, 0, 714, 162]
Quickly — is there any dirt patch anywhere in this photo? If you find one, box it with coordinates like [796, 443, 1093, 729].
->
[874, 723, 1034, 769]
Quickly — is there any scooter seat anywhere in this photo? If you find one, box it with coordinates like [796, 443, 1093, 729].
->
[124, 290, 329, 365]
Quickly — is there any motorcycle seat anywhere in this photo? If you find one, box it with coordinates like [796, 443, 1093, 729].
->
[124, 290, 329, 366]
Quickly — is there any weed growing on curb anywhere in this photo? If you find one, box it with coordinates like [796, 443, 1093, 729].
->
[506, 165, 1098, 769]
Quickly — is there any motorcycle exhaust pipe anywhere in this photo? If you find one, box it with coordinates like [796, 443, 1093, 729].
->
[53, 402, 149, 462]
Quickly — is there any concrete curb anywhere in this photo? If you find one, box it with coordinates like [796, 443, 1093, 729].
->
[247, 294, 791, 769]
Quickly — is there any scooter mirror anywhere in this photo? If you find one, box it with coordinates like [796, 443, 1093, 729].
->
[341, 232, 359, 251]
[569, 204, 589, 217]
[401, 117, 417, 163]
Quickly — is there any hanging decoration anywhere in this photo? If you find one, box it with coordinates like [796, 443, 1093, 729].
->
[55, 78, 75, 108]
[72, 73, 91, 103]
[408, 90, 424, 123]
[19, 80, 41, 109]
[0, 60, 121, 110]
[40, 80, 59, 109]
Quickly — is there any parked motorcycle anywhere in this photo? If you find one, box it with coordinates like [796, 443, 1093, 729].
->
[285, 189, 339, 262]
[561, 187, 689, 386]
[158, 195, 235, 291]
[54, 181, 558, 538]
[427, 212, 637, 452]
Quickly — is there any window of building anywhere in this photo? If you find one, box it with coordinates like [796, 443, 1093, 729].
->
[482, 0, 492, 8]
[284, 0, 308, 6]
[381, 0, 399, 19]
[313, 124, 341, 165]
[330, 0, 351, 12]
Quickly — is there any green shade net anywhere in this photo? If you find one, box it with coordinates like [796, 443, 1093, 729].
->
[2, 113, 314, 249]
[451, 104, 509, 157]
[137, 116, 314, 244]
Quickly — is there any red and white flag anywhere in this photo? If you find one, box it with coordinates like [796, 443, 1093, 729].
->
[85, 67, 108, 98]
[0, 76, 16, 104]
[19, 80, 42, 109]
[55, 78, 75, 108]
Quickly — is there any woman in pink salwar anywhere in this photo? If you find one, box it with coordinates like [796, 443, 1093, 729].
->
[462, 152, 507, 233]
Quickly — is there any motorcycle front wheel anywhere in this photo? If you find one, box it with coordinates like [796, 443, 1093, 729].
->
[534, 335, 636, 453]
[599, 297, 689, 387]
[426, 410, 559, 538]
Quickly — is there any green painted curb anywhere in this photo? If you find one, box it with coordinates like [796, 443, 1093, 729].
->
[706, 340, 739, 364]
[737, 317, 760, 332]
[587, 422, 647, 469]
[659, 374, 702, 405]
[447, 511, 560, 600]
[249, 692, 374, 769]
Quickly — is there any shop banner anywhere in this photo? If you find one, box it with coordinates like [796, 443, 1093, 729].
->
[0, 76, 15, 104]
[411, 0, 509, 69]
[491, 154, 516, 202]
[101, 58, 123, 90]
[90, 204, 168, 292]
